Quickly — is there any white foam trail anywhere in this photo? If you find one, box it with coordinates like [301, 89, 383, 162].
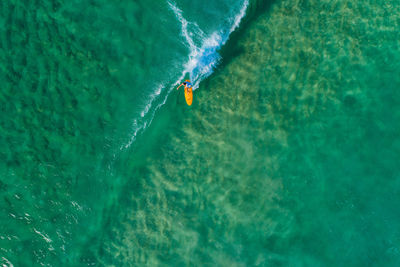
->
[167, 2, 203, 51]
[169, 0, 250, 89]
[170, 0, 249, 88]
[122, 84, 164, 149]
[189, 32, 223, 89]
[123, 119, 141, 149]
[230, 0, 249, 34]
[141, 84, 163, 118]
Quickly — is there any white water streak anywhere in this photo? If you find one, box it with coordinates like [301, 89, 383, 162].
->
[123, 84, 164, 149]
[230, 0, 249, 34]
[167, 2, 200, 51]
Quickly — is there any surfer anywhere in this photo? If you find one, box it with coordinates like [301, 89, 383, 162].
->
[177, 80, 192, 90]
[177, 80, 193, 106]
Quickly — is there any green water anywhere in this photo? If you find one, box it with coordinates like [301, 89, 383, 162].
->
[1, 0, 400, 266]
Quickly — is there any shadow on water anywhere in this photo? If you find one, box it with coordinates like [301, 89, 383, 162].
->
[215, 0, 276, 77]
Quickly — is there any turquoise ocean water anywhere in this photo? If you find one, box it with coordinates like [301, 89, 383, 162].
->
[1, 0, 400, 265]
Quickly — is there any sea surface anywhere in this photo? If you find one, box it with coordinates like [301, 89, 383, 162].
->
[1, 0, 400, 266]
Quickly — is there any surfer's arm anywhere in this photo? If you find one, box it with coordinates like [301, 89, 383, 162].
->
[177, 83, 184, 90]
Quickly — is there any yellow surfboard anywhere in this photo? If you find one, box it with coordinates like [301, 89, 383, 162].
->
[177, 79, 193, 106]
[184, 86, 193, 106]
